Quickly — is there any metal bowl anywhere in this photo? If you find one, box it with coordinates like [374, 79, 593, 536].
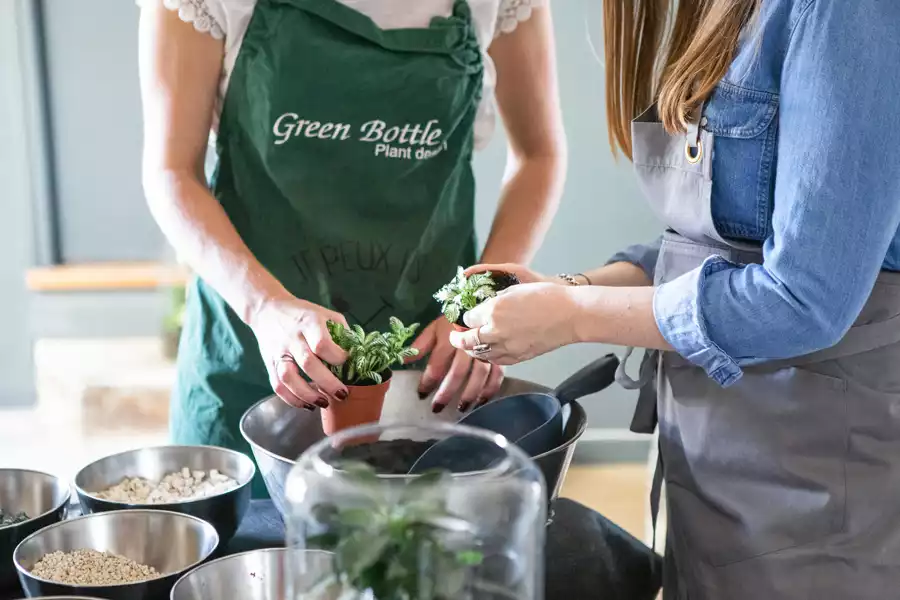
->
[74, 446, 255, 543]
[14, 509, 219, 600]
[240, 375, 585, 520]
[0, 469, 71, 589]
[170, 548, 333, 600]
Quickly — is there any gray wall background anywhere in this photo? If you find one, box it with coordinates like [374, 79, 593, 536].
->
[2, 0, 660, 447]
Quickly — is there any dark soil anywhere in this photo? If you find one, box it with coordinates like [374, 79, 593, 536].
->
[337, 439, 437, 474]
[491, 271, 520, 292]
[455, 271, 520, 328]
[0, 509, 29, 526]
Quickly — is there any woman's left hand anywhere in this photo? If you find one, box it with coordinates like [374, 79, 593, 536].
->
[449, 283, 580, 365]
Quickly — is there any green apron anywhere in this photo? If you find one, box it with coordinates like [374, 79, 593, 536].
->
[172, 0, 484, 497]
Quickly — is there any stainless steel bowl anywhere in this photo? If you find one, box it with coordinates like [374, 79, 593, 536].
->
[14, 509, 219, 600]
[240, 376, 552, 519]
[0, 469, 71, 588]
[74, 446, 255, 543]
[170, 548, 334, 600]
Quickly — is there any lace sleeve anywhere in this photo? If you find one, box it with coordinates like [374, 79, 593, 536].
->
[157, 0, 226, 40]
[495, 0, 545, 37]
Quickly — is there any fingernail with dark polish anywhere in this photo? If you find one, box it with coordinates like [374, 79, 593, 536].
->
[432, 403, 445, 414]
[458, 402, 471, 413]
[315, 398, 330, 409]
[418, 390, 430, 400]
[303, 404, 316, 412]
[336, 389, 348, 401]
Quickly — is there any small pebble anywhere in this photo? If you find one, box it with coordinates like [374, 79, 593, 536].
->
[31, 549, 158, 586]
[95, 468, 238, 504]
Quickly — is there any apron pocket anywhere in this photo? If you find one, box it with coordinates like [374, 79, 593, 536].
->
[703, 81, 778, 242]
[660, 355, 848, 566]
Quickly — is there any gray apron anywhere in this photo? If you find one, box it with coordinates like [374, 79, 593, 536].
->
[625, 105, 900, 599]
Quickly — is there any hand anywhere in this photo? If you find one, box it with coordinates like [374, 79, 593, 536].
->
[463, 263, 554, 285]
[408, 318, 504, 413]
[449, 283, 579, 365]
[250, 296, 349, 411]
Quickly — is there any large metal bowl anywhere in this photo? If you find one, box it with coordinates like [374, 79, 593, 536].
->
[14, 510, 219, 600]
[73, 446, 255, 543]
[241, 374, 586, 519]
[170, 548, 333, 600]
[0, 469, 71, 589]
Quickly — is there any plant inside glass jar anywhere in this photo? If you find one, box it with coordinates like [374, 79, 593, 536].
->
[306, 462, 484, 600]
[320, 318, 419, 435]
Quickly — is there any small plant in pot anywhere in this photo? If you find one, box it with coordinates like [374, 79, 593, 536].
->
[433, 266, 519, 331]
[323, 318, 419, 436]
[306, 462, 484, 600]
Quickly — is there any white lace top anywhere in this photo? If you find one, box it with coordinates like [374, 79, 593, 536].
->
[148, 0, 545, 149]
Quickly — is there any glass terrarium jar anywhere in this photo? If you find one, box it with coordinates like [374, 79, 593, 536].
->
[284, 422, 547, 600]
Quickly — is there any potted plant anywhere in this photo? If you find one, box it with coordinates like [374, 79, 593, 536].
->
[433, 266, 519, 331]
[322, 318, 420, 436]
[306, 462, 484, 600]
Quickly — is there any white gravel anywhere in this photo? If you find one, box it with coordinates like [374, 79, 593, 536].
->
[31, 549, 159, 585]
[95, 468, 238, 504]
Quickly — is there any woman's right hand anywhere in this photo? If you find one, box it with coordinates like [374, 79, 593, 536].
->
[249, 296, 350, 411]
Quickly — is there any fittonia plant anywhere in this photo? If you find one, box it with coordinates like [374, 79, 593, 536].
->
[327, 318, 420, 386]
[433, 267, 498, 326]
[306, 462, 484, 600]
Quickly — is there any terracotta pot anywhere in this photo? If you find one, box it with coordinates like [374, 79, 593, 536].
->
[320, 374, 391, 436]
[452, 322, 469, 332]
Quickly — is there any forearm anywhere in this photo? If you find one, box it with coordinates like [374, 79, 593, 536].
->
[567, 286, 670, 350]
[480, 154, 565, 264]
[581, 262, 652, 287]
[143, 169, 290, 325]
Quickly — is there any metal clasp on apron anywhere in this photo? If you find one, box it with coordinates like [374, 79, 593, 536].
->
[684, 115, 706, 164]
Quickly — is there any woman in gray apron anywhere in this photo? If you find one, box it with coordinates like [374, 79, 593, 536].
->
[451, 1, 900, 597]
[138, 0, 565, 497]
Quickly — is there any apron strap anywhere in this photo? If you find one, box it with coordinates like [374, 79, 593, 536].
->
[620, 348, 660, 435]
[760, 311, 900, 371]
[650, 447, 664, 555]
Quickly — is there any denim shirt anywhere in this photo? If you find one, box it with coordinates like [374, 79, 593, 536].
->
[612, 0, 900, 386]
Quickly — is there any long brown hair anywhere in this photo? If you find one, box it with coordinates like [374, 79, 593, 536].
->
[603, 0, 760, 159]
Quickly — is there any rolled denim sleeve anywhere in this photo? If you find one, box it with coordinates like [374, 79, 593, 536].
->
[606, 237, 662, 282]
[653, 0, 900, 386]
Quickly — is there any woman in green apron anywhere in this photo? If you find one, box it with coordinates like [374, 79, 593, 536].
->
[138, 0, 565, 497]
[450, 1, 900, 598]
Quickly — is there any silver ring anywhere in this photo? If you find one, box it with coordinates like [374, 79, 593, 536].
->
[473, 343, 492, 356]
[472, 329, 482, 347]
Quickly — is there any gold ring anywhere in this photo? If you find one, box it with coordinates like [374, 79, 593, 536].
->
[685, 139, 703, 164]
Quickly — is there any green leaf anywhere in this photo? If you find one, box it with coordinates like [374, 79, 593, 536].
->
[456, 550, 484, 566]
[335, 530, 392, 578]
[445, 303, 460, 324]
